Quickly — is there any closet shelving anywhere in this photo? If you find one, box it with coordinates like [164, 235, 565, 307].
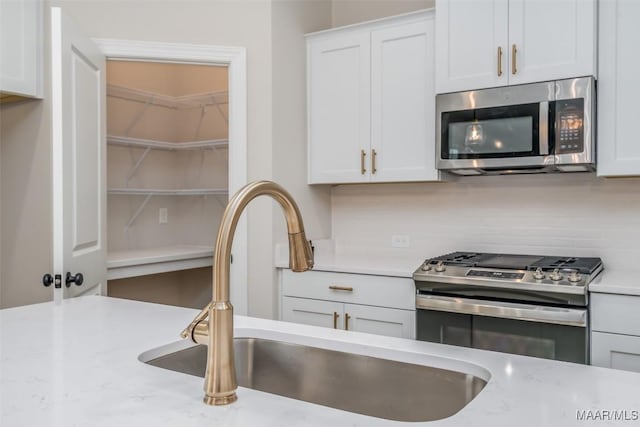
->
[106, 245, 215, 280]
[107, 83, 228, 111]
[106, 75, 229, 281]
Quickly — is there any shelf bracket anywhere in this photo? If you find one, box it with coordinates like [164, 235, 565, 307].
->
[124, 95, 155, 136]
[126, 146, 151, 185]
[125, 194, 153, 230]
[215, 102, 229, 124]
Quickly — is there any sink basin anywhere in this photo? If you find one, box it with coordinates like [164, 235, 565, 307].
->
[141, 337, 487, 422]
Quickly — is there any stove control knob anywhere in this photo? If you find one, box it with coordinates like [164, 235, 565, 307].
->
[568, 270, 582, 283]
[549, 268, 563, 282]
[435, 261, 446, 272]
[420, 262, 432, 272]
[533, 267, 545, 280]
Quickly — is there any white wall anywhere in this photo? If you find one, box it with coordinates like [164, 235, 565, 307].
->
[271, 0, 333, 316]
[331, 0, 434, 27]
[331, 174, 640, 272]
[0, 0, 334, 315]
[51, 0, 332, 319]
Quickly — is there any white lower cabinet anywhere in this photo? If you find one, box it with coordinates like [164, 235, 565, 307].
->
[344, 303, 414, 338]
[591, 293, 640, 372]
[280, 270, 416, 339]
[282, 297, 344, 329]
[592, 332, 640, 373]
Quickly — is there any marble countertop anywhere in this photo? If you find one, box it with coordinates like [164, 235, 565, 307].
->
[2, 296, 639, 426]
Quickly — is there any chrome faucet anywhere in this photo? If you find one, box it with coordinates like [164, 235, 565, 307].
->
[180, 180, 314, 405]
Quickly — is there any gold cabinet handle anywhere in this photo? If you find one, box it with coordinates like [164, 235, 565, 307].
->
[371, 149, 377, 174]
[497, 46, 503, 77]
[360, 149, 366, 175]
[333, 311, 339, 329]
[329, 285, 353, 292]
[512, 44, 517, 75]
[344, 313, 351, 330]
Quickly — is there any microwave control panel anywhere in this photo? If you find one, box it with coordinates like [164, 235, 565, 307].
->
[555, 98, 584, 154]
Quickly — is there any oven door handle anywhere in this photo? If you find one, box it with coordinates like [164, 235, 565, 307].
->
[415, 295, 587, 327]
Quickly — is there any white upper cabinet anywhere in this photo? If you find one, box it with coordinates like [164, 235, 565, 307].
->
[0, 0, 43, 101]
[435, 0, 508, 94]
[307, 11, 439, 184]
[507, 0, 596, 85]
[597, 0, 640, 177]
[370, 20, 438, 182]
[435, 0, 596, 94]
[307, 33, 371, 184]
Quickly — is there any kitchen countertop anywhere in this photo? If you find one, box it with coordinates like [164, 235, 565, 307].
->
[2, 296, 639, 426]
[276, 240, 640, 296]
[587, 269, 640, 296]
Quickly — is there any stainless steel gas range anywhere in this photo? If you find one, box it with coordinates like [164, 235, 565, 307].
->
[413, 252, 604, 364]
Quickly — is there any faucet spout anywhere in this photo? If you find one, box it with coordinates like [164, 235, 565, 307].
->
[181, 180, 314, 405]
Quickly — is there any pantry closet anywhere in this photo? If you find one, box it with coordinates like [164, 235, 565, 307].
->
[104, 60, 228, 308]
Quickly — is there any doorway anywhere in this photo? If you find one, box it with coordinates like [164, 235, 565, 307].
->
[105, 60, 228, 308]
[94, 40, 248, 313]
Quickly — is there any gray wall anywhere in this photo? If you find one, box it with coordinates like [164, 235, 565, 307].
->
[0, 5, 53, 308]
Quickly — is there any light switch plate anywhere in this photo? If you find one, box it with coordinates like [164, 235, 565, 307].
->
[159, 207, 168, 224]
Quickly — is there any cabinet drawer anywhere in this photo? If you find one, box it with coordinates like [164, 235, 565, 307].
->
[281, 270, 415, 310]
[592, 331, 640, 373]
[591, 293, 640, 336]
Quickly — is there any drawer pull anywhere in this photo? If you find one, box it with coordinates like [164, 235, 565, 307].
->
[329, 285, 353, 292]
[333, 311, 339, 329]
[345, 313, 351, 330]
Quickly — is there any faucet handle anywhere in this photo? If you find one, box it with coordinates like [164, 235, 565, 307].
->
[180, 302, 211, 341]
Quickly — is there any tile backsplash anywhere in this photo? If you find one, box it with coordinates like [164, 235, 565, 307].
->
[331, 173, 640, 272]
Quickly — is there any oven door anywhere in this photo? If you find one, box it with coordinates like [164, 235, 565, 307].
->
[415, 294, 588, 364]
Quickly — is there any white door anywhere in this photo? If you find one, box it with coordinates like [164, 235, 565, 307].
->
[51, 7, 106, 299]
[597, 0, 640, 177]
[307, 32, 371, 184]
[370, 19, 438, 183]
[508, 0, 596, 85]
[592, 332, 640, 373]
[344, 304, 415, 339]
[282, 297, 343, 329]
[435, 0, 509, 93]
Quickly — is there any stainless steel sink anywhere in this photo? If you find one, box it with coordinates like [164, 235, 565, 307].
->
[142, 337, 487, 422]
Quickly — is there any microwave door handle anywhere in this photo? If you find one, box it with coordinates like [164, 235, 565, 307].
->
[539, 101, 550, 155]
[415, 294, 586, 327]
[539, 101, 549, 155]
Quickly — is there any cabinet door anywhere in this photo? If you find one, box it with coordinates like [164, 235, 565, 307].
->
[344, 304, 415, 339]
[597, 0, 640, 177]
[307, 33, 370, 184]
[592, 331, 640, 373]
[282, 296, 343, 330]
[508, 0, 596, 85]
[0, 0, 42, 100]
[370, 20, 439, 182]
[435, 0, 509, 93]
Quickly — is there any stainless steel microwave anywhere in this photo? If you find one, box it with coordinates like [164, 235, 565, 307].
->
[436, 77, 595, 175]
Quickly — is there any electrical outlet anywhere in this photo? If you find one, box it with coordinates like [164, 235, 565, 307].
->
[159, 208, 168, 224]
[391, 235, 410, 248]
